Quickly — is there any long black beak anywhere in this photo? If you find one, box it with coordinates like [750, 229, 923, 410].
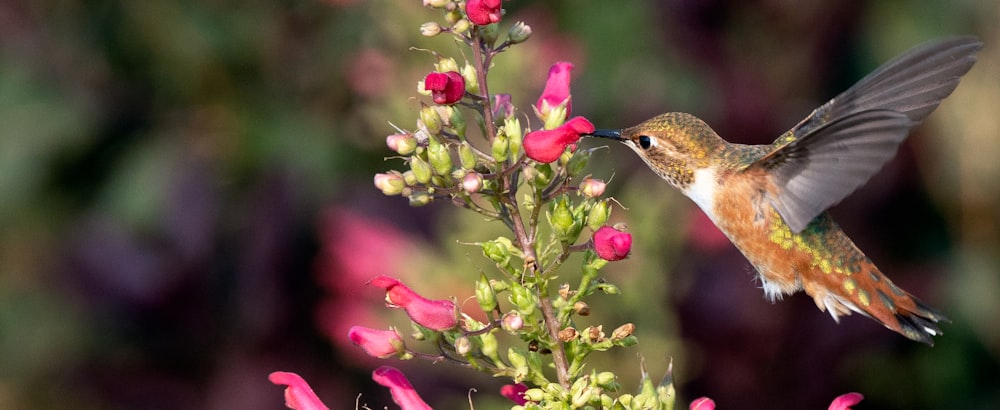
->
[584, 129, 624, 141]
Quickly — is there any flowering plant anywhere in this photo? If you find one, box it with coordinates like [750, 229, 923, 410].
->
[269, 2, 863, 409]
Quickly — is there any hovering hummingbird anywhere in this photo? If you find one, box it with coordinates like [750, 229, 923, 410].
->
[587, 37, 981, 344]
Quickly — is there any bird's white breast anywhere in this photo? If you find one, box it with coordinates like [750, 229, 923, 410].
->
[682, 168, 718, 220]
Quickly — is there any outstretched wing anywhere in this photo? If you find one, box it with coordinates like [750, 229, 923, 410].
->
[751, 37, 981, 232]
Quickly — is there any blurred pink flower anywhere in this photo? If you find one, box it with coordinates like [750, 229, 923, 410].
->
[345, 48, 394, 98]
[372, 366, 433, 410]
[348, 326, 405, 358]
[370, 275, 458, 331]
[268, 371, 330, 410]
[522, 116, 595, 163]
[492, 93, 514, 120]
[536, 62, 574, 118]
[687, 208, 730, 251]
[466, 0, 502, 26]
[593, 225, 632, 261]
[500, 383, 529, 405]
[315, 209, 418, 359]
[424, 71, 465, 105]
[689, 397, 715, 410]
[828, 392, 864, 410]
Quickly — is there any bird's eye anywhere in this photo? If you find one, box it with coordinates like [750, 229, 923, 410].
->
[638, 135, 653, 150]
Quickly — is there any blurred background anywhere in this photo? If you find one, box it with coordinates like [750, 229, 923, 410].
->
[1, 0, 998, 409]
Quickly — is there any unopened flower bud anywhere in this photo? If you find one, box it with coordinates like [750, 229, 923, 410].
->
[558, 327, 578, 342]
[491, 130, 509, 162]
[587, 200, 610, 231]
[501, 311, 523, 333]
[419, 21, 442, 37]
[509, 281, 536, 315]
[579, 177, 606, 198]
[459, 143, 477, 169]
[492, 94, 514, 121]
[435, 57, 459, 74]
[348, 326, 406, 358]
[420, 104, 442, 134]
[462, 172, 483, 193]
[477, 20, 499, 45]
[445, 9, 462, 24]
[482, 237, 513, 266]
[409, 191, 432, 207]
[611, 323, 635, 341]
[452, 18, 471, 34]
[549, 196, 581, 241]
[504, 117, 522, 155]
[423, 0, 450, 7]
[572, 301, 590, 316]
[386, 133, 417, 155]
[454, 336, 472, 356]
[427, 139, 452, 175]
[480, 331, 499, 363]
[595, 371, 617, 387]
[475, 274, 497, 312]
[508, 21, 532, 44]
[409, 156, 432, 184]
[524, 388, 545, 403]
[374, 172, 405, 196]
[461, 63, 479, 95]
[449, 105, 467, 136]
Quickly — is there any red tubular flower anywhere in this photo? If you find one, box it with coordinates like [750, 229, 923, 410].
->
[423, 71, 465, 105]
[465, 0, 502, 26]
[500, 383, 529, 405]
[593, 225, 632, 261]
[369, 276, 458, 331]
[522, 116, 595, 163]
[536, 62, 574, 117]
[372, 366, 433, 410]
[828, 392, 864, 410]
[689, 397, 715, 410]
[268, 371, 331, 410]
[347, 326, 405, 358]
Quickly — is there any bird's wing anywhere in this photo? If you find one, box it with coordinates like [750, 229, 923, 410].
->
[747, 36, 981, 233]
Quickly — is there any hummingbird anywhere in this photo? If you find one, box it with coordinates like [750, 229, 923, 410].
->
[587, 37, 981, 344]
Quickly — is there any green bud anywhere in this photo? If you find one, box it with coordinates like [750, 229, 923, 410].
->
[461, 63, 479, 95]
[508, 348, 529, 383]
[420, 105, 442, 135]
[373, 172, 405, 196]
[452, 18, 470, 34]
[571, 384, 594, 408]
[509, 281, 536, 316]
[475, 274, 498, 312]
[424, 0, 450, 7]
[597, 283, 620, 295]
[419, 22, 442, 37]
[479, 330, 500, 363]
[402, 170, 418, 186]
[445, 9, 462, 24]
[450, 105, 467, 136]
[459, 143, 477, 169]
[504, 118, 522, 156]
[481, 237, 513, 267]
[435, 57, 459, 74]
[427, 139, 452, 175]
[488, 279, 508, 292]
[478, 22, 499, 45]
[524, 388, 546, 403]
[408, 192, 432, 207]
[410, 156, 432, 184]
[595, 371, 617, 387]
[507, 21, 532, 44]
[548, 196, 581, 242]
[491, 130, 509, 162]
[587, 200, 611, 231]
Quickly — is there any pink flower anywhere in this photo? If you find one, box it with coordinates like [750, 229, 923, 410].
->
[268, 371, 331, 410]
[348, 326, 405, 358]
[465, 0, 502, 26]
[689, 397, 715, 410]
[593, 225, 632, 261]
[522, 116, 595, 163]
[423, 71, 465, 105]
[828, 392, 864, 410]
[536, 62, 574, 118]
[500, 383, 529, 405]
[370, 275, 458, 331]
[372, 366, 432, 410]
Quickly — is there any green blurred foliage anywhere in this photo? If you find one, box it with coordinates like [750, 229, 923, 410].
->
[0, 1, 998, 409]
